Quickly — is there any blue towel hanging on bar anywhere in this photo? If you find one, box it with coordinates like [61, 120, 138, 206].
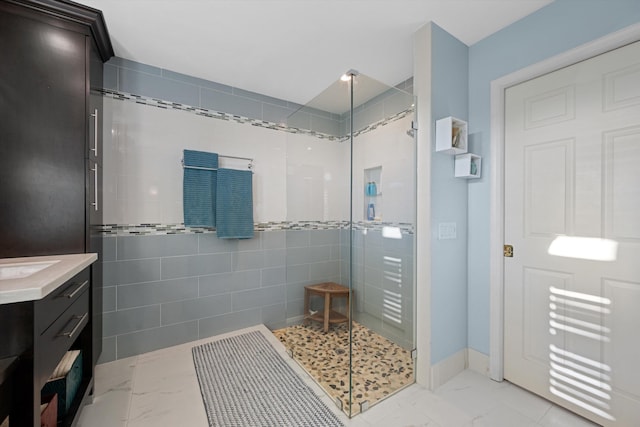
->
[216, 168, 254, 239]
[183, 149, 218, 227]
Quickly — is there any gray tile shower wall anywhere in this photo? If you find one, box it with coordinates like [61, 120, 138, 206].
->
[100, 229, 342, 362]
[99, 57, 415, 361]
[341, 229, 415, 349]
[104, 57, 413, 137]
[104, 57, 342, 134]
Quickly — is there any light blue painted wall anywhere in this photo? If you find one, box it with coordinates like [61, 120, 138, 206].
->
[430, 24, 470, 364]
[467, 0, 640, 355]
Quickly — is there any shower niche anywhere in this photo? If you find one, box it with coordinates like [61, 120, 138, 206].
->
[364, 166, 382, 221]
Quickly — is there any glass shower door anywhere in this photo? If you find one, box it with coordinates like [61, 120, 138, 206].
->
[346, 73, 416, 416]
[282, 72, 416, 418]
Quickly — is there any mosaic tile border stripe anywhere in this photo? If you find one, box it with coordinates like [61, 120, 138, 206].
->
[98, 221, 414, 236]
[99, 89, 414, 141]
[348, 108, 415, 140]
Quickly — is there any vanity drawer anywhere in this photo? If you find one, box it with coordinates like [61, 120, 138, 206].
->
[36, 290, 89, 386]
[35, 268, 89, 335]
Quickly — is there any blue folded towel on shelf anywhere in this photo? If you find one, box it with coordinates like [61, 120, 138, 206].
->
[183, 149, 218, 227]
[215, 168, 254, 239]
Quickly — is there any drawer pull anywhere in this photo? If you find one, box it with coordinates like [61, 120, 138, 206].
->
[60, 280, 88, 299]
[57, 313, 88, 339]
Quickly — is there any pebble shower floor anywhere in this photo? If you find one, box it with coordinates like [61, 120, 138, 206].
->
[272, 321, 414, 416]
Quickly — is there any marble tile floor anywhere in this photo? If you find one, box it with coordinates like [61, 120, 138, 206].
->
[77, 325, 599, 427]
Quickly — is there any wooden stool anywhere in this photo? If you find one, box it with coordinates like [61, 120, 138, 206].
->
[303, 282, 350, 333]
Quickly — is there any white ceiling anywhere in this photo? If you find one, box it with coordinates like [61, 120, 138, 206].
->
[76, 0, 553, 106]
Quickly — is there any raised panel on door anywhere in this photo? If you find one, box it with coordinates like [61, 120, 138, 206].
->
[524, 140, 574, 237]
[603, 63, 640, 112]
[549, 275, 612, 421]
[524, 268, 572, 366]
[603, 127, 640, 241]
[603, 279, 640, 422]
[505, 266, 575, 390]
[524, 85, 576, 129]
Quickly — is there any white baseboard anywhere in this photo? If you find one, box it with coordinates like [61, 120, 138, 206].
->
[430, 348, 467, 389]
[429, 348, 491, 389]
[467, 348, 490, 377]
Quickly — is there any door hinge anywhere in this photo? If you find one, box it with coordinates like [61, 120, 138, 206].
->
[504, 244, 513, 258]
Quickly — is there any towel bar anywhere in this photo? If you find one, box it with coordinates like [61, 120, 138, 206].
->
[181, 155, 253, 171]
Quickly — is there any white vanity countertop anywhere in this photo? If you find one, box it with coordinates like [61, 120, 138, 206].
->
[0, 253, 97, 304]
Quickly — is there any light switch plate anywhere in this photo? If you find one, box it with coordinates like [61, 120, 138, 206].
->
[438, 222, 457, 240]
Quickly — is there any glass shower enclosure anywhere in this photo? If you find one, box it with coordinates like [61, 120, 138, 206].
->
[278, 71, 416, 417]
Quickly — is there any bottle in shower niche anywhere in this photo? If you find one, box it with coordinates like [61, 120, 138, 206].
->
[366, 181, 377, 196]
[365, 181, 376, 196]
[367, 203, 375, 221]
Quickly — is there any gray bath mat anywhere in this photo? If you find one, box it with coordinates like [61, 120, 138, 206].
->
[192, 330, 345, 427]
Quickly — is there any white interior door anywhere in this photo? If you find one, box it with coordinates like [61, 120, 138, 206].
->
[504, 41, 640, 426]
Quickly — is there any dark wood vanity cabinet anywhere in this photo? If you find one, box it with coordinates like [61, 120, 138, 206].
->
[3, 268, 92, 427]
[0, 0, 113, 425]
